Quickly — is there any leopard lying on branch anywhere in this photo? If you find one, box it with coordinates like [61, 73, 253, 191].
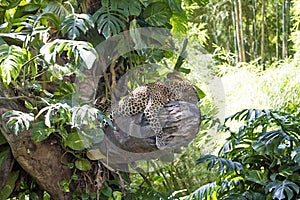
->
[111, 81, 200, 150]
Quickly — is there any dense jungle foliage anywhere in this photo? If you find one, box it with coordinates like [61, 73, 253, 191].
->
[0, 0, 300, 199]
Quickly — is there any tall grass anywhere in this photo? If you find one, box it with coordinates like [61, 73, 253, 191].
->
[222, 61, 300, 116]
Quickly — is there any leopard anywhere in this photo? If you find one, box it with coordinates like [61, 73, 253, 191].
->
[111, 81, 200, 150]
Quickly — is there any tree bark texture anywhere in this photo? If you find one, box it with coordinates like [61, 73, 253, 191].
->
[0, 83, 72, 200]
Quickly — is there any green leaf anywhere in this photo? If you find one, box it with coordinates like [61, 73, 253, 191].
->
[0, 147, 9, 167]
[142, 2, 172, 26]
[196, 154, 243, 174]
[71, 105, 99, 128]
[102, 186, 113, 197]
[116, 0, 142, 16]
[245, 170, 268, 186]
[53, 81, 76, 103]
[174, 38, 188, 71]
[65, 131, 91, 150]
[194, 0, 209, 6]
[0, 0, 21, 9]
[35, 103, 71, 128]
[194, 85, 206, 99]
[266, 180, 299, 200]
[0, 44, 27, 86]
[93, 6, 127, 39]
[0, 132, 7, 146]
[75, 158, 91, 171]
[31, 121, 55, 142]
[0, 171, 19, 200]
[185, 182, 216, 200]
[168, 0, 187, 34]
[40, 39, 97, 69]
[2, 111, 34, 135]
[24, 101, 35, 110]
[113, 191, 122, 200]
[14, 3, 40, 18]
[291, 147, 300, 164]
[43, 1, 72, 20]
[252, 130, 294, 155]
[61, 13, 94, 40]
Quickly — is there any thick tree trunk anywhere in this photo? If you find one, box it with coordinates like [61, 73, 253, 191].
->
[0, 84, 72, 200]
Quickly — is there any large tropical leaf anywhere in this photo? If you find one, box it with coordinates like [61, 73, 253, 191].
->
[291, 146, 300, 164]
[245, 170, 268, 186]
[42, 1, 74, 20]
[113, 0, 141, 16]
[0, 0, 21, 10]
[70, 104, 99, 128]
[61, 13, 94, 40]
[196, 154, 243, 175]
[168, 0, 188, 34]
[266, 180, 300, 200]
[93, 2, 127, 39]
[0, 44, 27, 86]
[252, 130, 297, 155]
[142, 2, 172, 26]
[35, 102, 71, 128]
[183, 182, 217, 200]
[40, 39, 97, 69]
[2, 111, 34, 135]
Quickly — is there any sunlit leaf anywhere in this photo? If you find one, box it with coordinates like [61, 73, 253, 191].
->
[183, 182, 216, 200]
[35, 103, 71, 128]
[75, 158, 91, 171]
[0, 44, 27, 86]
[40, 39, 97, 69]
[61, 13, 94, 40]
[2, 111, 34, 135]
[71, 104, 99, 128]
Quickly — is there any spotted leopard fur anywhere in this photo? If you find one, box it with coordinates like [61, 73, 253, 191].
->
[111, 81, 200, 149]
